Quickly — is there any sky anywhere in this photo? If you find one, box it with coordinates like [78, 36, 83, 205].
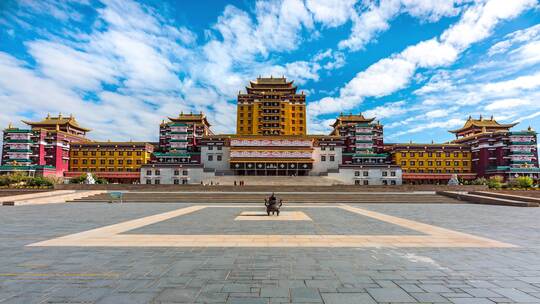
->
[0, 0, 539, 145]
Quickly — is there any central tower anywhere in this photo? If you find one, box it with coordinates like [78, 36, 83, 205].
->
[236, 76, 306, 136]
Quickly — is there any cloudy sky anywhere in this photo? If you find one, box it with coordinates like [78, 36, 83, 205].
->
[0, 0, 539, 144]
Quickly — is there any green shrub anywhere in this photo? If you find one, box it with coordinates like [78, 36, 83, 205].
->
[69, 174, 108, 184]
[95, 177, 108, 184]
[487, 176, 504, 189]
[26, 176, 54, 187]
[470, 177, 488, 185]
[515, 176, 534, 189]
[69, 174, 87, 184]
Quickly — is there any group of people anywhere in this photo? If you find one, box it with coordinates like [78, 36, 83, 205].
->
[233, 180, 246, 186]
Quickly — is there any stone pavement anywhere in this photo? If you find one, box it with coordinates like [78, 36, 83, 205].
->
[1, 202, 540, 303]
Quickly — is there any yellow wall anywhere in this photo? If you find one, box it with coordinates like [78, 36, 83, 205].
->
[237, 102, 306, 135]
[70, 147, 152, 172]
[392, 148, 472, 173]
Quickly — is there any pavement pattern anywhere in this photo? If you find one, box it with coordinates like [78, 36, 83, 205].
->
[1, 202, 540, 303]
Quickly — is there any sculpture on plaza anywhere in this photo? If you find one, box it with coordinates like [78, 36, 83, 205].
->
[84, 172, 96, 185]
[264, 192, 283, 216]
[448, 174, 459, 186]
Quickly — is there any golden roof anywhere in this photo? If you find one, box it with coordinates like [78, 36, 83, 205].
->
[22, 114, 91, 132]
[449, 115, 517, 133]
[249, 76, 293, 86]
[166, 112, 211, 126]
[331, 113, 375, 128]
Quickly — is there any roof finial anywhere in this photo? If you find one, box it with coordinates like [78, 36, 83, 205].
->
[47, 113, 50, 119]
[479, 114, 483, 120]
[468, 115, 472, 120]
[58, 113, 62, 118]
[490, 115, 493, 120]
[528, 125, 535, 132]
[69, 113, 73, 119]
[431, 139, 434, 144]
[7, 122, 13, 129]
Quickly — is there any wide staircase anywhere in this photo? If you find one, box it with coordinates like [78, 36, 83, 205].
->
[201, 176, 346, 186]
[439, 191, 540, 207]
[70, 191, 459, 204]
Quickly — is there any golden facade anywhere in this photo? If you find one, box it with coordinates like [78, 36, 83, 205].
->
[237, 76, 306, 136]
[390, 144, 472, 174]
[69, 142, 154, 173]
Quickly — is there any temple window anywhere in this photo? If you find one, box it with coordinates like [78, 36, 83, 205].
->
[321, 155, 326, 161]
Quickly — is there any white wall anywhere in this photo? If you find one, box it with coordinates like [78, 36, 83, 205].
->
[311, 146, 342, 175]
[201, 145, 230, 172]
[140, 165, 215, 184]
[328, 167, 403, 185]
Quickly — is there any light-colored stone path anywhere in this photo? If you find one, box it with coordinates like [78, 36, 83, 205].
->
[235, 211, 312, 221]
[28, 204, 516, 248]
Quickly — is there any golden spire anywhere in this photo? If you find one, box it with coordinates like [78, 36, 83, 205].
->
[7, 122, 13, 129]
[47, 113, 51, 119]
[58, 113, 62, 118]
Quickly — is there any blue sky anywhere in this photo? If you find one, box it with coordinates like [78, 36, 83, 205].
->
[0, 0, 539, 144]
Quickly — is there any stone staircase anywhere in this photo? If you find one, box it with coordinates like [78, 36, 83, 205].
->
[1, 190, 107, 206]
[438, 191, 540, 207]
[202, 176, 346, 186]
[70, 191, 460, 204]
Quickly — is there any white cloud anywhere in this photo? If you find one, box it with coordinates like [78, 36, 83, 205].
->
[401, 39, 458, 68]
[485, 98, 531, 111]
[339, 0, 468, 51]
[338, 0, 401, 51]
[488, 23, 540, 56]
[310, 0, 536, 117]
[306, 0, 356, 27]
[482, 72, 540, 93]
[391, 118, 464, 137]
[441, 0, 537, 51]
[363, 101, 409, 119]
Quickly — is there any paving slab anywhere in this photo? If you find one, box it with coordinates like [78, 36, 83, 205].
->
[0, 202, 540, 303]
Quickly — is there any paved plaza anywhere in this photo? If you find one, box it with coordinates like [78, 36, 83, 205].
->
[1, 201, 540, 303]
